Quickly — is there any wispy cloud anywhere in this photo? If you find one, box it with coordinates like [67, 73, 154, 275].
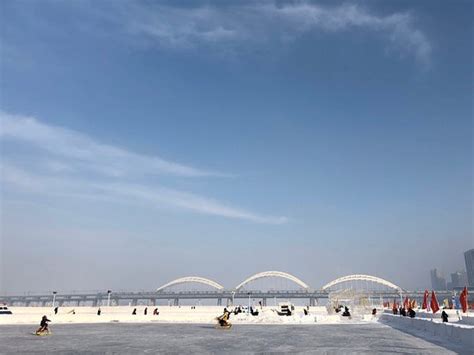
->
[0, 111, 226, 178]
[0, 112, 287, 224]
[111, 1, 431, 67]
[258, 3, 432, 67]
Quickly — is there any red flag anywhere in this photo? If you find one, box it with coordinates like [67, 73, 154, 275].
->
[459, 286, 468, 313]
[403, 296, 409, 309]
[422, 290, 429, 309]
[430, 290, 440, 313]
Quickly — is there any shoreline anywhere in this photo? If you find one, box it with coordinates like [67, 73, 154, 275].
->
[2, 306, 473, 327]
[0, 305, 374, 325]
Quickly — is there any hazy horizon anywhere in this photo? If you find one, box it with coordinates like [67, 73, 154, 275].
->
[1, 0, 472, 294]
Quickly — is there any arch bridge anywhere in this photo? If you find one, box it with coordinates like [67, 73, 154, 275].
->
[234, 271, 310, 291]
[156, 276, 224, 293]
[4, 272, 438, 307]
[322, 274, 403, 292]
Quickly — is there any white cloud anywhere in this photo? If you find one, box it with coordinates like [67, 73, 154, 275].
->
[113, 1, 431, 67]
[0, 111, 226, 178]
[0, 112, 287, 224]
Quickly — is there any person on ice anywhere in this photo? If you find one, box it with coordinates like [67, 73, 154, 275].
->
[408, 308, 416, 318]
[217, 308, 231, 327]
[36, 315, 51, 334]
[441, 310, 449, 323]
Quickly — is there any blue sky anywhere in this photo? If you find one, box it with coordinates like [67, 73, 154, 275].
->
[0, 0, 472, 293]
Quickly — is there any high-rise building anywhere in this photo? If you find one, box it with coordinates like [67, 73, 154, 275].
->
[449, 271, 468, 289]
[430, 268, 447, 290]
[464, 249, 474, 286]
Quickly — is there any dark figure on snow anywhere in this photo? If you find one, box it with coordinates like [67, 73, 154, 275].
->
[408, 308, 416, 318]
[441, 310, 449, 323]
[54, 307, 59, 315]
[153, 308, 159, 315]
[250, 306, 259, 316]
[97, 308, 101, 316]
[400, 307, 407, 317]
[144, 307, 148, 315]
[342, 306, 351, 317]
[372, 308, 377, 316]
[132, 308, 137, 315]
[392, 307, 398, 315]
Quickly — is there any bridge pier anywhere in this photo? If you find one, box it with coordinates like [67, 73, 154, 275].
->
[262, 298, 267, 307]
[309, 298, 317, 306]
[173, 298, 179, 306]
[150, 299, 156, 306]
[217, 298, 222, 306]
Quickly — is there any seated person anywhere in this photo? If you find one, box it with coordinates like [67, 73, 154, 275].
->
[342, 306, 351, 317]
[217, 308, 231, 326]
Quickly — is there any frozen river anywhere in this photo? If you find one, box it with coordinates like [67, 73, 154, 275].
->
[0, 323, 465, 354]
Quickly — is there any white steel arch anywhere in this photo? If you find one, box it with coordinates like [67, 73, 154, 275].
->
[157, 276, 224, 292]
[235, 271, 310, 291]
[322, 274, 402, 291]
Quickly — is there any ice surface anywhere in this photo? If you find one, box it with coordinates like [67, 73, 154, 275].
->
[0, 323, 467, 354]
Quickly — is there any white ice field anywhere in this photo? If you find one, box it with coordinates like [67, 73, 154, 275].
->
[1, 306, 473, 353]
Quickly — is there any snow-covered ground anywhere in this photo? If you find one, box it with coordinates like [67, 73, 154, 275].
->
[0, 305, 374, 325]
[380, 312, 474, 350]
[2, 306, 472, 353]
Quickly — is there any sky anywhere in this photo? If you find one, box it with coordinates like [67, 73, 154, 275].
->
[0, 0, 472, 294]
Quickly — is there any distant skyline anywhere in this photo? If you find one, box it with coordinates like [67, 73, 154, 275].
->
[0, 0, 472, 293]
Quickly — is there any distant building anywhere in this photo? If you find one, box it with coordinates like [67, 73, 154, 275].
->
[447, 271, 468, 290]
[430, 269, 447, 290]
[450, 271, 468, 289]
[465, 249, 474, 286]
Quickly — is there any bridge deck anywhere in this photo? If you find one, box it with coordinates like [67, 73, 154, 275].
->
[1, 290, 453, 306]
